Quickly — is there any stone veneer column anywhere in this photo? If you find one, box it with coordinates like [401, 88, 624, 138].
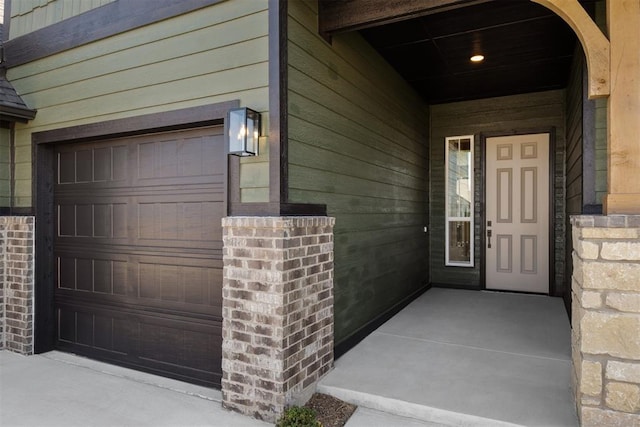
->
[571, 215, 640, 427]
[221, 216, 335, 422]
[0, 216, 35, 354]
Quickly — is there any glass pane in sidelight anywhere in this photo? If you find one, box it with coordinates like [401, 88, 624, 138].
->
[448, 220, 472, 264]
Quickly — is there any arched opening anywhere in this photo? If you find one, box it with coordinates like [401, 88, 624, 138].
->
[310, 1, 618, 425]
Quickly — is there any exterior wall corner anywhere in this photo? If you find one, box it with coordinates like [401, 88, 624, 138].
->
[221, 216, 335, 422]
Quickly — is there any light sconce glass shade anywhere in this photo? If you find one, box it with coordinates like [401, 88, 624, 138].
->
[228, 107, 260, 156]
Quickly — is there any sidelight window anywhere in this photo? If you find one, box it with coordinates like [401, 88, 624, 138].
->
[445, 136, 474, 267]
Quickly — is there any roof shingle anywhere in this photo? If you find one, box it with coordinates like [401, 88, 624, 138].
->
[0, 77, 37, 122]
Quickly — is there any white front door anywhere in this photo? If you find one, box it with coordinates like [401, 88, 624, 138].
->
[486, 133, 549, 294]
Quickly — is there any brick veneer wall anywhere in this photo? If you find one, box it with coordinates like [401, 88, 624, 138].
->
[571, 215, 640, 426]
[221, 216, 335, 422]
[0, 216, 35, 354]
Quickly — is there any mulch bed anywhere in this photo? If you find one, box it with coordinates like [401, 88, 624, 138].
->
[304, 393, 357, 427]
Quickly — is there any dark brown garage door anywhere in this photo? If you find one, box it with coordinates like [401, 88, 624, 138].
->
[54, 126, 225, 387]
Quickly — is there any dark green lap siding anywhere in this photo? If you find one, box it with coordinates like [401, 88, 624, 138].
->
[287, 1, 429, 346]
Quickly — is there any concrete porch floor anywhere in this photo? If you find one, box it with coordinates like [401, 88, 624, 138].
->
[319, 287, 579, 427]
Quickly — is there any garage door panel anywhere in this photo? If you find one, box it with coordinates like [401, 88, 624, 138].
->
[56, 253, 129, 294]
[135, 133, 225, 184]
[139, 321, 221, 374]
[56, 195, 224, 249]
[55, 254, 222, 316]
[54, 127, 224, 387]
[56, 304, 222, 386]
[57, 201, 128, 239]
[55, 291, 222, 321]
[57, 143, 129, 186]
[136, 260, 222, 312]
[57, 305, 132, 356]
[55, 249, 222, 267]
[136, 198, 224, 244]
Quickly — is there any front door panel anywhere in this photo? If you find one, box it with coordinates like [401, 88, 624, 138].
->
[486, 134, 549, 293]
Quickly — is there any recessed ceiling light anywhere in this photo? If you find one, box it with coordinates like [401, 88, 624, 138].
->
[470, 54, 485, 62]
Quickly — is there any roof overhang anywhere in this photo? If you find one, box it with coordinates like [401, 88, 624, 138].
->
[0, 75, 37, 123]
[0, 105, 37, 123]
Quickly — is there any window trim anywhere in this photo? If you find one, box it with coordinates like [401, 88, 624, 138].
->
[445, 135, 474, 267]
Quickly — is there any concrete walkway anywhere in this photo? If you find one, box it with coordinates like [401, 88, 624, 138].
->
[0, 350, 270, 427]
[319, 288, 579, 427]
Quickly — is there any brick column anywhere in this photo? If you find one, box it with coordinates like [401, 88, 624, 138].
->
[0, 216, 35, 354]
[571, 215, 640, 426]
[221, 216, 335, 422]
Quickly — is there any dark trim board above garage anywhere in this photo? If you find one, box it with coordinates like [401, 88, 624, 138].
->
[31, 102, 238, 145]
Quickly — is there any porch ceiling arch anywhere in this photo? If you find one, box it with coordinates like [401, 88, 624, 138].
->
[531, 0, 610, 99]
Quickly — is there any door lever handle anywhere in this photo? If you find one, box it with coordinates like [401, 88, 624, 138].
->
[487, 229, 492, 249]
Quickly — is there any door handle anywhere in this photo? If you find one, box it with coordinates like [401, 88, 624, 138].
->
[487, 229, 492, 249]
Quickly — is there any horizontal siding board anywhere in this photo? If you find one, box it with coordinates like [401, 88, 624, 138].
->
[566, 143, 582, 175]
[288, 0, 423, 112]
[432, 104, 564, 131]
[331, 213, 425, 232]
[240, 188, 269, 203]
[289, 139, 426, 190]
[564, 50, 582, 312]
[288, 92, 426, 167]
[10, 0, 117, 39]
[289, 165, 426, 202]
[595, 170, 607, 192]
[239, 162, 269, 188]
[12, 14, 268, 95]
[287, 1, 428, 348]
[288, 66, 427, 159]
[9, 1, 268, 79]
[19, 39, 268, 109]
[335, 226, 426, 251]
[22, 63, 268, 125]
[18, 40, 267, 110]
[595, 147, 607, 171]
[289, 190, 425, 215]
[10, 1, 270, 206]
[289, 116, 425, 179]
[288, 28, 426, 143]
[431, 90, 564, 117]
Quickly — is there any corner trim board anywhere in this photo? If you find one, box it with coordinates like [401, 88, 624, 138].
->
[268, 0, 288, 205]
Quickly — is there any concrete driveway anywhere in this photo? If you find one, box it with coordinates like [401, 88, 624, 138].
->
[0, 350, 269, 427]
[0, 350, 442, 427]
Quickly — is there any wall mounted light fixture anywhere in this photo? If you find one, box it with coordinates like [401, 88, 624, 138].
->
[228, 107, 260, 156]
